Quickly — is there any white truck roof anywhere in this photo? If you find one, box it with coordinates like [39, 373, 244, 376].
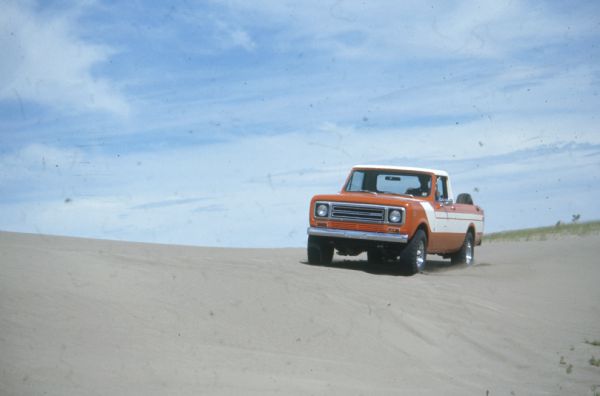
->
[353, 165, 449, 177]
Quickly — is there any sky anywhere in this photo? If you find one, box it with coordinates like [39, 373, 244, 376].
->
[1, 0, 599, 247]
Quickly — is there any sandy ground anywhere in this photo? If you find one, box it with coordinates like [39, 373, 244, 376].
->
[1, 231, 599, 396]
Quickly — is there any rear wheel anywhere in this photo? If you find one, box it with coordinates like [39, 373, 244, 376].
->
[307, 236, 334, 265]
[400, 229, 427, 275]
[451, 232, 474, 266]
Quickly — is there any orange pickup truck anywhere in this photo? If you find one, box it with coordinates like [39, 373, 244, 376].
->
[307, 165, 484, 274]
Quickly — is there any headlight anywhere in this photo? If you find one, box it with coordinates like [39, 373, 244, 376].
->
[315, 203, 329, 217]
[388, 209, 402, 223]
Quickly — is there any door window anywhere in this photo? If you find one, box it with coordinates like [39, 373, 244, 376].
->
[435, 176, 448, 201]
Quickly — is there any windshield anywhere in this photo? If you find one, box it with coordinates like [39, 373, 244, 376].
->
[346, 169, 431, 197]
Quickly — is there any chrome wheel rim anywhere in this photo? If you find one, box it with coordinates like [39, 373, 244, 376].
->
[416, 241, 425, 271]
[465, 239, 473, 265]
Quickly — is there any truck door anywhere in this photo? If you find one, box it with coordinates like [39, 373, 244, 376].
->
[429, 175, 450, 252]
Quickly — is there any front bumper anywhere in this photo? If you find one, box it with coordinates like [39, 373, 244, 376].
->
[307, 227, 409, 243]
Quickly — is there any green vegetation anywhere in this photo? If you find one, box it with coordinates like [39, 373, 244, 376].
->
[559, 356, 573, 374]
[484, 221, 600, 243]
[559, 356, 566, 365]
[590, 357, 600, 367]
[585, 339, 600, 347]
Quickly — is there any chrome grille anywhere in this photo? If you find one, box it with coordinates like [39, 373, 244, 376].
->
[331, 204, 385, 223]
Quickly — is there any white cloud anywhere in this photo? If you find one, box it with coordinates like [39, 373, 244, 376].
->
[211, 0, 597, 59]
[227, 27, 256, 51]
[0, 1, 128, 115]
[2, 120, 599, 246]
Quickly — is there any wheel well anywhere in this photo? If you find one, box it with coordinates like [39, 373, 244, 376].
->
[467, 224, 480, 245]
[416, 223, 429, 241]
[467, 225, 476, 239]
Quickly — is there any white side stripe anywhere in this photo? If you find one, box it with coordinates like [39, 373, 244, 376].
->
[420, 202, 484, 235]
[419, 202, 438, 232]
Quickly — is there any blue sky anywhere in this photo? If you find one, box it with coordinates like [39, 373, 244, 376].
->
[1, 0, 599, 247]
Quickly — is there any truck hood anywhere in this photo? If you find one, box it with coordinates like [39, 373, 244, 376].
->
[312, 192, 423, 207]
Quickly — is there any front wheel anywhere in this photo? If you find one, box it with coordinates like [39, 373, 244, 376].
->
[451, 232, 474, 266]
[400, 230, 427, 275]
[307, 236, 334, 265]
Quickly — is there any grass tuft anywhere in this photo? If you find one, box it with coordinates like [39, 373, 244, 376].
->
[585, 339, 600, 347]
[484, 221, 600, 243]
[590, 357, 600, 367]
[559, 356, 566, 365]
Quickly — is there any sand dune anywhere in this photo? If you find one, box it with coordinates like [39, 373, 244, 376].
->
[1, 231, 599, 395]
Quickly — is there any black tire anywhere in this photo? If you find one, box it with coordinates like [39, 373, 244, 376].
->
[451, 232, 474, 266]
[399, 229, 427, 275]
[307, 236, 334, 265]
[307, 241, 320, 264]
[367, 249, 384, 265]
[320, 244, 334, 265]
